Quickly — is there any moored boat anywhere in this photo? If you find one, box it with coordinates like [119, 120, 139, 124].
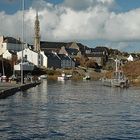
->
[14, 62, 34, 71]
[83, 75, 91, 80]
[102, 59, 129, 88]
[57, 72, 71, 81]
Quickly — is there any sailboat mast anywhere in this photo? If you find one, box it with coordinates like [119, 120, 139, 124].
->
[2, 55, 5, 76]
[21, 0, 24, 84]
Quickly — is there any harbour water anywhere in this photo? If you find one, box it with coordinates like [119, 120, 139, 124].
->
[0, 80, 140, 139]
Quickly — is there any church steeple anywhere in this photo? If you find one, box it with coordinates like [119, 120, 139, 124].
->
[34, 11, 40, 52]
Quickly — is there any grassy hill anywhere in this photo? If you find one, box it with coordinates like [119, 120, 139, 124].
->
[123, 60, 140, 85]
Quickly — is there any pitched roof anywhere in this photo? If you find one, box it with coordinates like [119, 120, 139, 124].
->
[44, 52, 60, 60]
[77, 43, 88, 50]
[90, 47, 109, 53]
[58, 54, 71, 60]
[65, 48, 79, 55]
[40, 41, 87, 51]
[8, 50, 17, 55]
[95, 46, 109, 53]
[40, 41, 67, 49]
[67, 42, 87, 52]
[4, 37, 21, 44]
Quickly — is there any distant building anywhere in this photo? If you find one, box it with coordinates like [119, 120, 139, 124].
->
[40, 41, 68, 53]
[45, 52, 75, 69]
[58, 54, 75, 68]
[127, 54, 134, 62]
[40, 41, 86, 56]
[17, 48, 43, 67]
[85, 46, 109, 66]
[67, 42, 87, 55]
[46, 52, 61, 68]
[40, 51, 48, 68]
[0, 36, 22, 55]
[59, 46, 79, 58]
[2, 50, 17, 67]
[3, 50, 16, 60]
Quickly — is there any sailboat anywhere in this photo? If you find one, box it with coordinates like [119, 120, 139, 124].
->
[13, 0, 34, 84]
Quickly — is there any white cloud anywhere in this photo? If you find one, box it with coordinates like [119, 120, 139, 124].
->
[104, 9, 140, 41]
[63, 0, 116, 11]
[0, 0, 140, 51]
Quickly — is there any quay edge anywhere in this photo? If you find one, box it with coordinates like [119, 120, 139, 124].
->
[0, 82, 41, 99]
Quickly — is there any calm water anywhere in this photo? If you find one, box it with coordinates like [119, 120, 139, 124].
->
[0, 80, 140, 140]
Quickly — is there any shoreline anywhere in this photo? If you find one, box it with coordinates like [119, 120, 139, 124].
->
[0, 82, 41, 99]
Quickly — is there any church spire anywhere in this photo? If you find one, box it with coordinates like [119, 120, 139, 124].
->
[34, 11, 40, 52]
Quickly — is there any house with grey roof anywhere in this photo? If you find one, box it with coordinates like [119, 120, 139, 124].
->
[58, 54, 75, 68]
[40, 41, 87, 57]
[40, 41, 67, 54]
[85, 46, 109, 66]
[0, 36, 23, 55]
[45, 52, 75, 69]
[59, 46, 79, 58]
[45, 52, 61, 68]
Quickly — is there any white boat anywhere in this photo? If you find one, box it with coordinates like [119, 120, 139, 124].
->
[14, 62, 34, 71]
[83, 75, 91, 80]
[102, 71, 129, 88]
[1, 75, 7, 82]
[102, 59, 129, 88]
[57, 73, 71, 81]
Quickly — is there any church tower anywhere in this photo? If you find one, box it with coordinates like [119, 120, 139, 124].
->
[34, 11, 40, 52]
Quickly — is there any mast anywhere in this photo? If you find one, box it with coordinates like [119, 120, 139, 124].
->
[115, 58, 120, 72]
[21, 0, 24, 84]
[2, 54, 5, 76]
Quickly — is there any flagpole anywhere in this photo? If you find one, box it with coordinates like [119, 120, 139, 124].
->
[21, 0, 24, 84]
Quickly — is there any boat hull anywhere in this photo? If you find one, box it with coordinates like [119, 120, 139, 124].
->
[102, 78, 129, 88]
[57, 76, 68, 81]
[14, 63, 34, 71]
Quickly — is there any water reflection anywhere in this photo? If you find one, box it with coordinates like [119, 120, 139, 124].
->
[0, 80, 140, 139]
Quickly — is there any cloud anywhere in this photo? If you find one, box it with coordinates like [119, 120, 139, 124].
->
[62, 0, 116, 11]
[104, 9, 140, 41]
[0, 0, 140, 52]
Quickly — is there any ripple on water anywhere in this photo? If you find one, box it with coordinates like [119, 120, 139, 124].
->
[0, 81, 140, 139]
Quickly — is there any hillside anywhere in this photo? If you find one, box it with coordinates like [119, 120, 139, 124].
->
[123, 60, 140, 85]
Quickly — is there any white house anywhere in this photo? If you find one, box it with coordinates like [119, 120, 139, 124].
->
[17, 48, 43, 67]
[127, 54, 134, 62]
[0, 36, 22, 55]
[3, 50, 13, 60]
[40, 51, 48, 68]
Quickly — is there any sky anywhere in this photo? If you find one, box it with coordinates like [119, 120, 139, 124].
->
[0, 0, 140, 52]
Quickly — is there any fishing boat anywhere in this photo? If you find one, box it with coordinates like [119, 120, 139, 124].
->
[57, 72, 71, 81]
[14, 62, 34, 71]
[102, 59, 129, 88]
